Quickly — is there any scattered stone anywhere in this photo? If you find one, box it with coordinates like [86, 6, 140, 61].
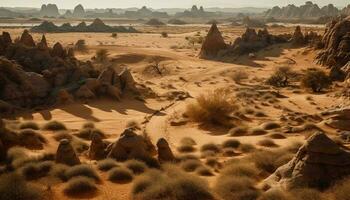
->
[88, 133, 106, 160]
[56, 139, 81, 166]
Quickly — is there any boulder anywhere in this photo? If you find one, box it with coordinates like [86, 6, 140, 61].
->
[19, 30, 35, 47]
[107, 128, 153, 161]
[290, 26, 305, 45]
[51, 42, 66, 58]
[263, 132, 350, 190]
[199, 23, 227, 58]
[156, 138, 175, 162]
[56, 139, 81, 166]
[37, 35, 48, 50]
[88, 133, 106, 160]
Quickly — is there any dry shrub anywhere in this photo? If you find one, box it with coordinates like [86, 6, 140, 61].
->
[65, 164, 100, 182]
[250, 128, 268, 135]
[82, 122, 95, 129]
[126, 120, 141, 130]
[97, 159, 119, 172]
[266, 66, 296, 87]
[42, 120, 67, 131]
[223, 148, 237, 157]
[229, 127, 248, 136]
[75, 128, 105, 140]
[177, 145, 196, 153]
[108, 167, 133, 183]
[161, 32, 168, 38]
[200, 143, 221, 153]
[257, 139, 278, 148]
[232, 70, 249, 83]
[255, 111, 267, 117]
[239, 143, 256, 153]
[180, 137, 197, 146]
[301, 68, 331, 92]
[249, 149, 292, 174]
[205, 157, 221, 168]
[220, 162, 259, 178]
[177, 154, 199, 162]
[0, 173, 44, 200]
[268, 133, 286, 139]
[181, 159, 203, 172]
[95, 49, 109, 63]
[50, 164, 69, 181]
[196, 166, 214, 176]
[132, 167, 214, 200]
[222, 139, 241, 149]
[19, 121, 39, 130]
[261, 122, 281, 130]
[21, 161, 53, 180]
[125, 159, 148, 175]
[186, 88, 238, 128]
[258, 189, 292, 200]
[64, 176, 97, 196]
[74, 39, 88, 52]
[53, 131, 73, 141]
[201, 150, 217, 158]
[17, 129, 47, 149]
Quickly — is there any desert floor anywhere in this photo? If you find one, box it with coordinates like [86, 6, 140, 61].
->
[1, 25, 346, 199]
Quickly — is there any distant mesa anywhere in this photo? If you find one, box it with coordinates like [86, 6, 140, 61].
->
[265, 1, 341, 19]
[40, 4, 60, 18]
[242, 16, 266, 28]
[31, 18, 139, 33]
[124, 6, 168, 18]
[175, 5, 219, 18]
[73, 4, 86, 18]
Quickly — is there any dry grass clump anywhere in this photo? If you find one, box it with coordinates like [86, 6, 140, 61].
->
[42, 120, 67, 131]
[64, 176, 97, 196]
[20, 161, 53, 180]
[301, 68, 331, 92]
[19, 121, 39, 130]
[53, 131, 73, 141]
[95, 49, 109, 63]
[290, 188, 324, 200]
[65, 164, 100, 182]
[97, 159, 119, 172]
[201, 150, 217, 158]
[229, 127, 248, 136]
[239, 143, 256, 153]
[125, 159, 148, 175]
[214, 175, 260, 200]
[200, 143, 221, 153]
[249, 149, 293, 174]
[332, 178, 350, 200]
[266, 66, 296, 87]
[261, 122, 281, 130]
[180, 137, 197, 146]
[255, 111, 267, 117]
[75, 128, 106, 140]
[232, 70, 249, 84]
[268, 133, 286, 139]
[258, 189, 292, 200]
[74, 39, 88, 52]
[220, 162, 259, 178]
[222, 139, 241, 149]
[17, 129, 47, 149]
[7, 147, 30, 168]
[82, 122, 95, 129]
[132, 167, 214, 200]
[185, 88, 238, 128]
[126, 120, 141, 130]
[177, 144, 196, 153]
[0, 173, 44, 200]
[205, 157, 222, 169]
[250, 128, 268, 136]
[50, 163, 69, 181]
[257, 139, 278, 148]
[223, 148, 237, 157]
[196, 166, 214, 176]
[108, 167, 133, 183]
[181, 159, 203, 172]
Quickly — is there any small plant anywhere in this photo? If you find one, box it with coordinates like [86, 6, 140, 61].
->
[42, 120, 67, 131]
[17, 129, 47, 149]
[229, 127, 248, 136]
[177, 144, 196, 153]
[74, 39, 87, 52]
[181, 159, 203, 172]
[65, 164, 100, 182]
[196, 166, 214, 176]
[261, 122, 281, 130]
[266, 66, 296, 87]
[222, 139, 241, 149]
[257, 139, 278, 148]
[64, 176, 97, 196]
[19, 121, 39, 130]
[250, 128, 267, 135]
[301, 68, 331, 92]
[161, 32, 168, 38]
[108, 167, 133, 183]
[82, 122, 95, 129]
[75, 128, 105, 140]
[214, 175, 259, 200]
[180, 137, 197, 146]
[232, 70, 249, 84]
[111, 32, 117, 38]
[125, 159, 148, 175]
[21, 161, 53, 180]
[95, 49, 109, 63]
[97, 159, 119, 171]
[200, 143, 221, 153]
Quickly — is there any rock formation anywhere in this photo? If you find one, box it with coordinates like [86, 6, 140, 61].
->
[19, 30, 35, 47]
[175, 5, 217, 18]
[31, 19, 138, 33]
[290, 26, 306, 46]
[73, 4, 86, 18]
[88, 133, 106, 160]
[343, 5, 350, 15]
[40, 4, 60, 18]
[264, 132, 350, 190]
[316, 16, 350, 68]
[325, 108, 350, 131]
[199, 23, 227, 58]
[56, 139, 81, 166]
[107, 129, 155, 161]
[156, 138, 175, 163]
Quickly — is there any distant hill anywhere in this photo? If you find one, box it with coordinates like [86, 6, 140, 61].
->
[0, 8, 23, 18]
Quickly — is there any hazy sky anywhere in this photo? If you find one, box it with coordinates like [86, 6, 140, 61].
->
[1, 0, 348, 9]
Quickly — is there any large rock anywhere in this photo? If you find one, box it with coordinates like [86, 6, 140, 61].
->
[316, 17, 350, 67]
[107, 129, 154, 161]
[156, 138, 175, 163]
[56, 139, 81, 166]
[37, 35, 48, 50]
[264, 132, 350, 190]
[51, 42, 66, 58]
[88, 133, 106, 160]
[56, 89, 74, 105]
[199, 23, 227, 58]
[290, 26, 305, 45]
[98, 66, 138, 94]
[325, 108, 350, 131]
[19, 30, 35, 47]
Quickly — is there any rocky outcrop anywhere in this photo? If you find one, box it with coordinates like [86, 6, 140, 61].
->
[19, 30, 35, 47]
[73, 4, 86, 18]
[88, 133, 106, 160]
[290, 26, 305, 46]
[325, 108, 350, 131]
[31, 19, 138, 33]
[107, 129, 155, 161]
[51, 42, 66, 58]
[342, 5, 350, 15]
[56, 139, 81, 166]
[316, 17, 350, 67]
[264, 132, 350, 190]
[37, 35, 48, 50]
[40, 4, 60, 18]
[156, 138, 175, 163]
[199, 23, 227, 58]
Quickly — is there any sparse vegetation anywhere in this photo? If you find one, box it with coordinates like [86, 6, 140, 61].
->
[74, 39, 88, 52]
[186, 88, 238, 128]
[249, 149, 292, 173]
[65, 164, 100, 182]
[21, 161, 53, 180]
[229, 127, 248, 136]
[196, 166, 214, 176]
[232, 70, 249, 84]
[95, 49, 109, 63]
[177, 144, 196, 153]
[111, 32, 117, 38]
[108, 167, 133, 183]
[200, 143, 221, 153]
[75, 128, 105, 140]
[161, 32, 168, 38]
[266, 66, 296, 87]
[17, 129, 47, 149]
[258, 139, 278, 147]
[301, 68, 331, 92]
[222, 139, 241, 149]
[180, 137, 197, 146]
[19, 121, 39, 130]
[125, 159, 148, 174]
[64, 176, 97, 196]
[97, 159, 119, 171]
[42, 120, 67, 131]
[181, 159, 203, 172]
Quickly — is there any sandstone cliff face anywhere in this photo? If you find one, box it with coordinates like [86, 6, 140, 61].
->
[39, 4, 60, 17]
[264, 132, 350, 190]
[316, 16, 350, 68]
